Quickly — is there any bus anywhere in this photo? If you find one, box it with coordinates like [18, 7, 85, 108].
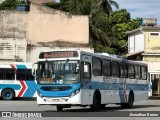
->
[0, 63, 37, 100]
[35, 49, 148, 111]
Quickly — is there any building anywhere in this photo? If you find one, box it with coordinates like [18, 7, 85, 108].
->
[0, 0, 91, 64]
[126, 26, 160, 97]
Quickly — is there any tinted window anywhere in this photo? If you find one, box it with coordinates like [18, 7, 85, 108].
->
[135, 65, 141, 79]
[120, 62, 127, 78]
[6, 69, 15, 80]
[128, 64, 135, 79]
[17, 69, 25, 80]
[112, 61, 119, 77]
[26, 69, 35, 80]
[17, 69, 35, 80]
[102, 60, 111, 77]
[0, 68, 5, 80]
[141, 66, 147, 80]
[92, 58, 102, 76]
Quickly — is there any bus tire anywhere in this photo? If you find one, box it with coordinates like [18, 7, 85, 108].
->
[56, 106, 63, 111]
[91, 93, 101, 111]
[121, 92, 134, 108]
[1, 89, 15, 100]
[100, 104, 106, 110]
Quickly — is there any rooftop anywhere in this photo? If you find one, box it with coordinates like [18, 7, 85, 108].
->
[126, 26, 160, 34]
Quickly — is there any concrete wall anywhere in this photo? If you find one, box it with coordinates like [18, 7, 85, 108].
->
[128, 30, 144, 53]
[0, 11, 28, 38]
[0, 3, 90, 63]
[0, 11, 28, 63]
[0, 38, 27, 63]
[28, 3, 89, 44]
[144, 31, 160, 53]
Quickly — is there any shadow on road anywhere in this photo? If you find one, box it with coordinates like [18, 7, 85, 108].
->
[0, 97, 36, 101]
[44, 104, 160, 112]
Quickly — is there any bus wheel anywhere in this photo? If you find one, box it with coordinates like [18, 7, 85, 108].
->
[91, 93, 100, 111]
[100, 104, 106, 110]
[2, 89, 15, 100]
[56, 106, 63, 111]
[121, 93, 134, 108]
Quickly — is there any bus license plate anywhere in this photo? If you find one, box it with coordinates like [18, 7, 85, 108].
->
[52, 99, 60, 102]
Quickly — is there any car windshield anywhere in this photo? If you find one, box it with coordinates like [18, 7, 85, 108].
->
[37, 60, 80, 84]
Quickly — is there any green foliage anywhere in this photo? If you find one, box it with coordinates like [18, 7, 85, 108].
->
[0, 0, 27, 10]
[109, 9, 140, 55]
[0, 0, 17, 10]
[109, 9, 130, 24]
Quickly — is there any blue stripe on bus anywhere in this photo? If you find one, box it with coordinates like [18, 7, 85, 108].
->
[82, 81, 148, 91]
[16, 65, 27, 69]
[23, 81, 37, 97]
[0, 84, 21, 90]
[37, 81, 148, 98]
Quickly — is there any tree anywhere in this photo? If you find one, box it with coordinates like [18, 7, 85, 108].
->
[0, 0, 17, 10]
[109, 9, 140, 55]
[45, 0, 119, 53]
[98, 0, 119, 14]
[0, 0, 27, 10]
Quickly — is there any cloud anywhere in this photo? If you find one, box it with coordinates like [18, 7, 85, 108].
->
[115, 0, 160, 25]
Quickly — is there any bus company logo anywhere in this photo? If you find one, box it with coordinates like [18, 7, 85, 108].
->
[2, 112, 11, 117]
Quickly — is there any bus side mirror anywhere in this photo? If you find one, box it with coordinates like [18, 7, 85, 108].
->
[32, 63, 38, 76]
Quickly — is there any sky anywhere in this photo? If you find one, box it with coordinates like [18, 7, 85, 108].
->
[115, 0, 160, 25]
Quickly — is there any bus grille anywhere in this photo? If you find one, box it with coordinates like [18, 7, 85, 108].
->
[40, 86, 72, 91]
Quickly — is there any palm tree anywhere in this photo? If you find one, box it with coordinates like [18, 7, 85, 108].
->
[98, 0, 119, 14]
[46, 0, 119, 53]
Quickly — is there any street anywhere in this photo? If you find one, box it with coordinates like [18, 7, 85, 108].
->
[0, 98, 160, 120]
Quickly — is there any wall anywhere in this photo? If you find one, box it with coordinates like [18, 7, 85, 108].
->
[144, 31, 160, 53]
[0, 38, 27, 63]
[0, 3, 90, 63]
[0, 11, 28, 38]
[27, 3, 89, 45]
[128, 30, 144, 53]
[0, 11, 28, 63]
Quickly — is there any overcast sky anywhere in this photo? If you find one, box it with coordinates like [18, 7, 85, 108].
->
[115, 0, 160, 25]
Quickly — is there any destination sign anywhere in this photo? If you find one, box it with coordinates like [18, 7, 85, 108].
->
[39, 51, 78, 58]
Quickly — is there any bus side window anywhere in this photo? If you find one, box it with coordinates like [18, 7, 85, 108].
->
[17, 69, 25, 80]
[128, 64, 135, 79]
[6, 69, 15, 80]
[92, 58, 102, 76]
[102, 60, 111, 77]
[120, 62, 127, 78]
[112, 61, 119, 77]
[26, 69, 35, 80]
[135, 65, 141, 79]
[81, 62, 91, 85]
[141, 66, 147, 80]
[0, 68, 5, 80]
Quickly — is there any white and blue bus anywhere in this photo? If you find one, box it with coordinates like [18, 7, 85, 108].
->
[0, 63, 37, 100]
[35, 49, 148, 111]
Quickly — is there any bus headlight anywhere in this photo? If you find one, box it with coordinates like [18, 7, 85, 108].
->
[70, 89, 80, 98]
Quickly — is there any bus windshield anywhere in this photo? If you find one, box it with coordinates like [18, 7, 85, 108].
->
[37, 60, 80, 84]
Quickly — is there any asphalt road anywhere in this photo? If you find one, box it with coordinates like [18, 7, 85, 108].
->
[0, 98, 160, 120]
